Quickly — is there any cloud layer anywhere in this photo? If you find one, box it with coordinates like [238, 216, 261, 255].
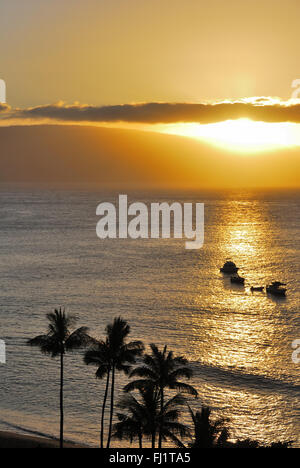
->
[1, 98, 300, 125]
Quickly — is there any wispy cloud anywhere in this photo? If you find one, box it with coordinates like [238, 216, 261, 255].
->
[1, 97, 300, 125]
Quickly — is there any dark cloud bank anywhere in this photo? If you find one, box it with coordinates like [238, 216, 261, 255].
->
[2, 100, 300, 124]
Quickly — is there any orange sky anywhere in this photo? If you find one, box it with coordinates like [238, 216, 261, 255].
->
[1, 0, 300, 188]
[2, 0, 300, 107]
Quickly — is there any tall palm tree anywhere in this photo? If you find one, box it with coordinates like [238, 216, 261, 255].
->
[113, 386, 189, 448]
[188, 405, 230, 448]
[84, 317, 144, 448]
[27, 308, 91, 448]
[124, 344, 198, 448]
[84, 338, 112, 448]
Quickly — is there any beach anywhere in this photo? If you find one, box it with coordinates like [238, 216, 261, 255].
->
[0, 431, 85, 449]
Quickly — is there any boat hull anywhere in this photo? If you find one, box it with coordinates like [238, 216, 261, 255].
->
[231, 277, 245, 284]
[220, 267, 239, 274]
[266, 287, 286, 296]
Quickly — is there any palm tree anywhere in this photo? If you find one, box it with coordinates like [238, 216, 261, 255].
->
[188, 405, 230, 448]
[84, 317, 144, 448]
[27, 308, 91, 448]
[124, 344, 198, 448]
[84, 339, 111, 448]
[113, 393, 145, 448]
[113, 386, 190, 448]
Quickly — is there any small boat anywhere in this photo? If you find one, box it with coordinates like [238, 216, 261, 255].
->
[266, 281, 287, 297]
[251, 286, 264, 292]
[230, 274, 245, 285]
[220, 261, 239, 274]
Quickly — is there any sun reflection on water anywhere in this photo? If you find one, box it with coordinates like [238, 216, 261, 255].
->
[180, 194, 297, 445]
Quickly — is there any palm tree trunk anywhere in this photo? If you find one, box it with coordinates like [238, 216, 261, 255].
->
[106, 365, 115, 448]
[60, 352, 64, 449]
[139, 433, 142, 449]
[100, 371, 110, 448]
[158, 388, 164, 449]
[152, 431, 156, 449]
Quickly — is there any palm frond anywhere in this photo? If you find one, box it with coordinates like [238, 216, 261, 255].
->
[124, 379, 151, 393]
[143, 354, 159, 372]
[27, 334, 62, 357]
[163, 409, 181, 421]
[28, 308, 86, 358]
[107, 317, 131, 349]
[65, 326, 91, 351]
[124, 341, 144, 352]
[149, 343, 160, 356]
[173, 355, 188, 366]
[163, 421, 190, 438]
[116, 363, 131, 374]
[164, 430, 186, 448]
[163, 393, 186, 411]
[172, 381, 198, 397]
[95, 364, 110, 379]
[84, 341, 112, 377]
[46, 308, 77, 339]
[113, 418, 141, 444]
[187, 403, 197, 427]
[169, 367, 193, 381]
[117, 394, 139, 411]
[129, 366, 157, 380]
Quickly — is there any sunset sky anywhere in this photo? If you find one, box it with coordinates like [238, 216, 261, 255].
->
[1, 0, 300, 187]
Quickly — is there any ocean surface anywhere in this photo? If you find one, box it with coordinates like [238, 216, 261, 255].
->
[0, 185, 299, 447]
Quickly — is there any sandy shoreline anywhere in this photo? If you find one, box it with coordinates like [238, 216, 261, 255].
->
[0, 431, 88, 448]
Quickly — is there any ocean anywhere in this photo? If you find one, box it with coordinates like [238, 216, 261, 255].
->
[0, 185, 299, 447]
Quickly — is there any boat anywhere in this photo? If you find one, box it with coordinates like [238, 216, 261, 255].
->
[250, 286, 264, 292]
[230, 274, 245, 284]
[220, 261, 239, 274]
[266, 281, 287, 297]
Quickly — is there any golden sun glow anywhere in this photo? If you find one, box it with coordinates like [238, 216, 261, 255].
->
[159, 119, 300, 153]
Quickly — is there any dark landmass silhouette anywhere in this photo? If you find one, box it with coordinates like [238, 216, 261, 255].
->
[0, 125, 299, 188]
